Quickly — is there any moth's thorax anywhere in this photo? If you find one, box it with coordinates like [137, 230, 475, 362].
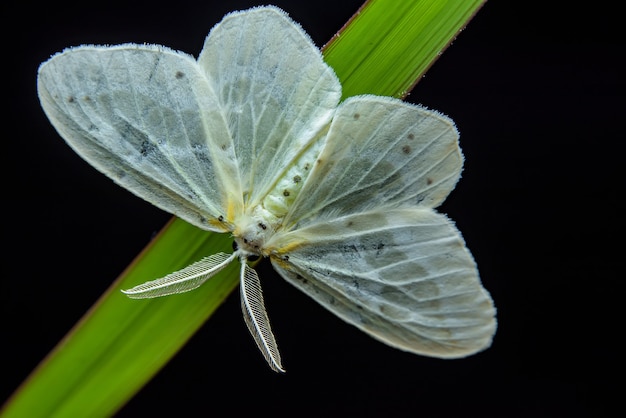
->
[233, 206, 277, 255]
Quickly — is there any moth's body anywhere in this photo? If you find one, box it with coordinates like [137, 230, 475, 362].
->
[37, 6, 496, 373]
[234, 132, 323, 257]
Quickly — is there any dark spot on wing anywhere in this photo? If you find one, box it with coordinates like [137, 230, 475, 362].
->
[407, 133, 415, 140]
[67, 95, 75, 103]
[258, 222, 267, 230]
[402, 145, 411, 154]
[346, 220, 354, 227]
[139, 140, 155, 157]
[426, 177, 433, 185]
[293, 175, 301, 183]
[218, 215, 224, 222]
[283, 189, 290, 197]
[175, 70, 184, 79]
[353, 113, 360, 120]
[220, 144, 228, 151]
[115, 169, 126, 180]
[83, 96, 91, 102]
[337, 243, 365, 262]
[304, 163, 310, 170]
[147, 55, 161, 82]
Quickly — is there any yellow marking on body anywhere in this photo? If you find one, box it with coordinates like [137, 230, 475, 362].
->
[207, 218, 230, 232]
[272, 239, 307, 254]
[226, 199, 238, 221]
[269, 254, 291, 269]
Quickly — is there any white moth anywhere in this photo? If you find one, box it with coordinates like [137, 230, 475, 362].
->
[37, 6, 496, 372]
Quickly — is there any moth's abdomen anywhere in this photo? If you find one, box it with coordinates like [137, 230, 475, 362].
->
[237, 133, 326, 253]
[261, 135, 325, 219]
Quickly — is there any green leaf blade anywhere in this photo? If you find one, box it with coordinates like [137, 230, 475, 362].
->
[325, 0, 486, 98]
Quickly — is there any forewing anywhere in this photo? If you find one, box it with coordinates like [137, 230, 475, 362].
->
[284, 95, 462, 230]
[38, 44, 243, 231]
[268, 208, 496, 358]
[198, 6, 341, 208]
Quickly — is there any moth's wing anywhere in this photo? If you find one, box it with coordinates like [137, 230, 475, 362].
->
[198, 6, 341, 207]
[37, 44, 243, 231]
[268, 208, 496, 358]
[284, 95, 462, 230]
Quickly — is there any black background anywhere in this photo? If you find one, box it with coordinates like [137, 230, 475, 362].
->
[3, 0, 623, 416]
